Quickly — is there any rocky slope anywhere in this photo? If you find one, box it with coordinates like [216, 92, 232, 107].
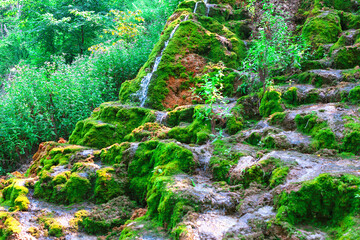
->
[1, 0, 360, 239]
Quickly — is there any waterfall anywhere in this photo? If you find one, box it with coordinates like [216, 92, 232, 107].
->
[193, 0, 213, 17]
[134, 16, 189, 107]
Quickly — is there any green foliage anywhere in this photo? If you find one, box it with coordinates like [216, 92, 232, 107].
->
[1, 181, 30, 211]
[242, 3, 307, 92]
[282, 87, 298, 105]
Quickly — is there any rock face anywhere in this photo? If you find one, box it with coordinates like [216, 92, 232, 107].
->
[1, 0, 360, 239]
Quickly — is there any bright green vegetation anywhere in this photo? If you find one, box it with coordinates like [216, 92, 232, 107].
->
[38, 213, 64, 237]
[0, 0, 183, 171]
[0, 212, 21, 239]
[1, 181, 30, 211]
[295, 113, 328, 136]
[80, 196, 136, 235]
[232, 157, 293, 188]
[69, 102, 156, 148]
[302, 11, 342, 46]
[209, 139, 244, 182]
[275, 174, 360, 239]
[259, 91, 284, 117]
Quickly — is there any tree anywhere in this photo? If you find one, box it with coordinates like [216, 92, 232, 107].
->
[242, 2, 307, 94]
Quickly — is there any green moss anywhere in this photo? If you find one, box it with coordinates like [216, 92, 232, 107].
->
[69, 103, 156, 148]
[348, 86, 360, 104]
[269, 167, 290, 188]
[38, 214, 63, 237]
[209, 139, 244, 182]
[312, 128, 337, 150]
[80, 196, 136, 235]
[269, 112, 287, 126]
[329, 35, 346, 55]
[282, 87, 298, 105]
[65, 173, 91, 204]
[128, 141, 195, 204]
[259, 91, 284, 117]
[0, 213, 21, 239]
[168, 118, 211, 144]
[100, 142, 131, 165]
[246, 132, 261, 146]
[226, 106, 243, 135]
[334, 45, 360, 69]
[275, 174, 360, 226]
[302, 11, 342, 46]
[1, 182, 29, 211]
[93, 166, 128, 204]
[167, 106, 194, 127]
[234, 158, 290, 188]
[342, 131, 360, 155]
[339, 12, 360, 30]
[295, 113, 328, 136]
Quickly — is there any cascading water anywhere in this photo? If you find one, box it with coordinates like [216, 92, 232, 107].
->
[134, 16, 189, 107]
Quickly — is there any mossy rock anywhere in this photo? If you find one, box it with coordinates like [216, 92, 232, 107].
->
[349, 86, 360, 104]
[80, 196, 136, 235]
[333, 45, 360, 69]
[100, 142, 131, 165]
[312, 128, 338, 150]
[282, 87, 298, 106]
[259, 91, 284, 117]
[231, 157, 291, 188]
[168, 118, 211, 144]
[69, 102, 156, 148]
[302, 11, 342, 46]
[38, 214, 64, 237]
[93, 166, 128, 204]
[0, 212, 21, 239]
[119, 8, 246, 110]
[1, 182, 29, 211]
[295, 113, 328, 136]
[128, 141, 195, 205]
[275, 174, 360, 226]
[342, 131, 360, 155]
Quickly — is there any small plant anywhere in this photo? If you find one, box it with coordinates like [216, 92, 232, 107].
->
[241, 2, 308, 94]
[191, 70, 232, 135]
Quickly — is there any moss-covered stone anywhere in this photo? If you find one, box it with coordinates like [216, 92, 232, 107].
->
[312, 128, 337, 150]
[259, 91, 284, 117]
[282, 87, 298, 106]
[349, 86, 360, 104]
[269, 112, 287, 126]
[80, 196, 136, 235]
[333, 45, 360, 69]
[93, 166, 128, 204]
[0, 212, 21, 239]
[119, 7, 247, 110]
[1, 181, 29, 211]
[275, 174, 360, 227]
[302, 11, 342, 46]
[167, 106, 195, 127]
[167, 118, 211, 144]
[342, 131, 360, 155]
[209, 139, 244, 182]
[38, 213, 63, 237]
[69, 103, 156, 148]
[65, 173, 91, 204]
[232, 157, 290, 188]
[128, 141, 195, 204]
[295, 113, 328, 136]
[100, 142, 131, 165]
[245, 132, 261, 146]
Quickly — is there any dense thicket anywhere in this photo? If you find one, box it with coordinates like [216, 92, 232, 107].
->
[0, 0, 181, 172]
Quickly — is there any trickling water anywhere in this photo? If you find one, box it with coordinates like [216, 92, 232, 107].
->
[134, 16, 189, 107]
[155, 111, 168, 124]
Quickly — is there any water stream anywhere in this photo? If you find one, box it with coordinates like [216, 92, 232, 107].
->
[134, 15, 189, 107]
